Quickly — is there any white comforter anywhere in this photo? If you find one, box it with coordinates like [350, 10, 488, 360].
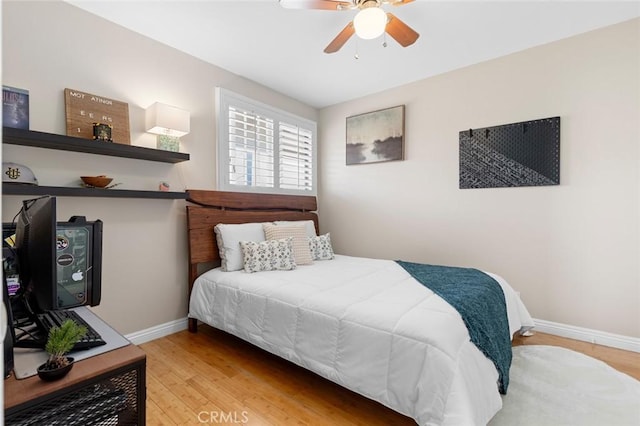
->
[189, 255, 534, 426]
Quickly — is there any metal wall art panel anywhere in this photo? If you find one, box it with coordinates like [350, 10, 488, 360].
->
[459, 117, 560, 189]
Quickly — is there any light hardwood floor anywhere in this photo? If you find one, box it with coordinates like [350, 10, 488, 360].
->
[141, 326, 639, 425]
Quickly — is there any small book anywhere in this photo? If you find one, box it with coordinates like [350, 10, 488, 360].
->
[3, 85, 29, 129]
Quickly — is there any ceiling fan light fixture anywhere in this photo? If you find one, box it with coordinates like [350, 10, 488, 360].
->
[353, 7, 387, 40]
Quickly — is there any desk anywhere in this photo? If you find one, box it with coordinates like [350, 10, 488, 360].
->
[5, 325, 146, 425]
[13, 306, 131, 379]
[5, 344, 145, 425]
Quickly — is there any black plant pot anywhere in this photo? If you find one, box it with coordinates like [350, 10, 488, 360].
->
[37, 357, 74, 381]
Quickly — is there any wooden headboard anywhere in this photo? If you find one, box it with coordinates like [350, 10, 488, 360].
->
[185, 190, 318, 331]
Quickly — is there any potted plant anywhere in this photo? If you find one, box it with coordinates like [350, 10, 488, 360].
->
[37, 319, 87, 381]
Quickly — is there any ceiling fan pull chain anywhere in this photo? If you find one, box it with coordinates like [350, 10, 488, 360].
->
[354, 38, 360, 59]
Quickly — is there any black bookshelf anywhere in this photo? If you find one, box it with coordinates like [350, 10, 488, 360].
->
[3, 127, 189, 163]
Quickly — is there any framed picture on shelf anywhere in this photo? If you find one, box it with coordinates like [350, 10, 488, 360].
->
[346, 105, 404, 165]
[3, 86, 29, 130]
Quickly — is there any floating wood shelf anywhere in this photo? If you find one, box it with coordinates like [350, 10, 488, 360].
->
[3, 127, 189, 163]
[2, 127, 189, 200]
[3, 184, 186, 199]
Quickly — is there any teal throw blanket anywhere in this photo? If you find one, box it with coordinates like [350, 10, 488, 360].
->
[396, 261, 511, 394]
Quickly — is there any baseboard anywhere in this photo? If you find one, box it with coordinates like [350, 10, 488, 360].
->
[533, 318, 640, 353]
[125, 316, 640, 354]
[125, 317, 188, 345]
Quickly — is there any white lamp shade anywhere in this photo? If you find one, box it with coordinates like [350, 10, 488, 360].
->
[353, 7, 387, 40]
[145, 102, 190, 137]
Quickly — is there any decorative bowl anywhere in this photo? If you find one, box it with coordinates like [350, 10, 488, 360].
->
[81, 175, 113, 188]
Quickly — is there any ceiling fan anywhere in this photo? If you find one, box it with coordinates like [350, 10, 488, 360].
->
[279, 0, 420, 54]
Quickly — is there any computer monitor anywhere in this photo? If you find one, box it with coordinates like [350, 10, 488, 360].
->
[13, 196, 103, 313]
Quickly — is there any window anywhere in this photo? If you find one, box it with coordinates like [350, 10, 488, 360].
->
[217, 88, 317, 195]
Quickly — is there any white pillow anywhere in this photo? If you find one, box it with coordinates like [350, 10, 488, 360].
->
[309, 233, 335, 261]
[240, 238, 296, 273]
[214, 223, 266, 271]
[273, 220, 317, 238]
[263, 223, 313, 265]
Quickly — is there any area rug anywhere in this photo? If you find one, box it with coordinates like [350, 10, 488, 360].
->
[488, 345, 640, 426]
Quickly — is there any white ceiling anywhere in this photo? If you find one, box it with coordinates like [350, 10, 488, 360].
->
[66, 1, 639, 109]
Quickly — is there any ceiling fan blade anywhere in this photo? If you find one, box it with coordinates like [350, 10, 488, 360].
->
[386, 0, 415, 5]
[385, 13, 419, 47]
[279, 0, 354, 10]
[324, 21, 355, 53]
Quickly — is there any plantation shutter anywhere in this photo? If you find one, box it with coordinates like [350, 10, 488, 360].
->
[218, 88, 317, 195]
[279, 122, 313, 191]
[227, 106, 274, 189]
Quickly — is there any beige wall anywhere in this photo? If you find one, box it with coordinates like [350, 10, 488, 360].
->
[1, 1, 316, 334]
[318, 18, 640, 337]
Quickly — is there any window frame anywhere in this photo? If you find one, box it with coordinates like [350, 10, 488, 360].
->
[216, 87, 317, 196]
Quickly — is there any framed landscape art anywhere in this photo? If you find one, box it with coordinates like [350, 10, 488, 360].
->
[346, 105, 404, 165]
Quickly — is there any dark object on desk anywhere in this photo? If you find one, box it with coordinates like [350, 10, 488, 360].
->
[37, 356, 74, 382]
[13, 309, 106, 351]
[37, 309, 106, 351]
[3, 303, 14, 378]
[3, 271, 16, 378]
[12, 196, 103, 313]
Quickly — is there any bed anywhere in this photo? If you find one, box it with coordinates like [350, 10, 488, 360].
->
[185, 190, 534, 426]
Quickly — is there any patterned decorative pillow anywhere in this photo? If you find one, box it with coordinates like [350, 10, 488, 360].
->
[309, 233, 335, 261]
[263, 223, 313, 265]
[240, 238, 297, 273]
